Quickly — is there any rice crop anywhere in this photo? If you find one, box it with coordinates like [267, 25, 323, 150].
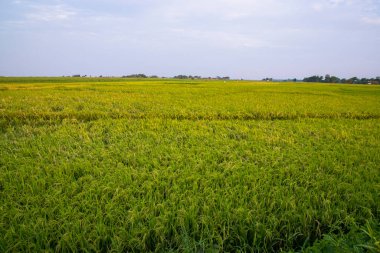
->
[0, 77, 379, 252]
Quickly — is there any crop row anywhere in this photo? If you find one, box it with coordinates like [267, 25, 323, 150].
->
[1, 118, 379, 252]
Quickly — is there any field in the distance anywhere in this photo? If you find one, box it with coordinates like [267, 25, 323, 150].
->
[0, 77, 379, 252]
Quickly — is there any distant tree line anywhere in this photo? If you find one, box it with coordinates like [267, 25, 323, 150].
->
[303, 75, 380, 84]
[174, 75, 230, 80]
[120, 74, 230, 80]
[122, 74, 148, 78]
[70, 74, 230, 79]
[174, 75, 201, 79]
[70, 73, 378, 84]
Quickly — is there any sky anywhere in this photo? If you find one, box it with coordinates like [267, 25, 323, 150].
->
[0, 0, 379, 79]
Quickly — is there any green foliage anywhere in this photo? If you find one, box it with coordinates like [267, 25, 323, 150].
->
[303, 75, 380, 84]
[0, 78, 379, 252]
[304, 220, 380, 252]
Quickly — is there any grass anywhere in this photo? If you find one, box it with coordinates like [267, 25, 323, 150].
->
[0, 77, 379, 252]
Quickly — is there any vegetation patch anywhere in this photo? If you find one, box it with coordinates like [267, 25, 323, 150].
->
[0, 78, 379, 252]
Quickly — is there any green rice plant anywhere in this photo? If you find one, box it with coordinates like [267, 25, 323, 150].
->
[0, 78, 379, 252]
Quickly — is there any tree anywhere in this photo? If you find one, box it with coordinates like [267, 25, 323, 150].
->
[122, 74, 147, 78]
[329, 76, 340, 83]
[174, 75, 188, 79]
[347, 77, 358, 84]
[303, 75, 323, 82]
[324, 74, 331, 83]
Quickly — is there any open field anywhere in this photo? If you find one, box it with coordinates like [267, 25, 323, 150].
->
[0, 77, 379, 252]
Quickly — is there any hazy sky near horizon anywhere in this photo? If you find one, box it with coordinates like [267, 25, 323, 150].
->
[0, 0, 379, 79]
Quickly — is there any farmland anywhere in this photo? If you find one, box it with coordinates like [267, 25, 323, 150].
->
[0, 77, 379, 252]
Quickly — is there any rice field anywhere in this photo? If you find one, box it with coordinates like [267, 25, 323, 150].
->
[0, 77, 379, 252]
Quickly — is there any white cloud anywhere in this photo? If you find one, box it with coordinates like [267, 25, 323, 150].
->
[11, 0, 28, 4]
[312, 3, 324, 11]
[26, 4, 76, 22]
[362, 16, 380, 25]
[168, 28, 268, 49]
[329, 0, 346, 5]
[311, 0, 348, 11]
[154, 0, 293, 23]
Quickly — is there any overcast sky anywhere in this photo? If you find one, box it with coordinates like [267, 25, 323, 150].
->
[0, 0, 379, 79]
